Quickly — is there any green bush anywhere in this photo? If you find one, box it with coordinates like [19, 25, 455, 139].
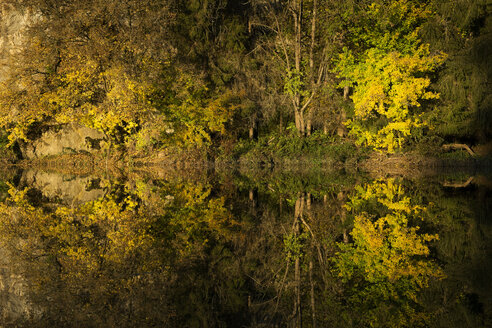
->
[232, 131, 364, 165]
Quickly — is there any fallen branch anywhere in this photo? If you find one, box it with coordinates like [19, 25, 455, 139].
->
[442, 143, 475, 157]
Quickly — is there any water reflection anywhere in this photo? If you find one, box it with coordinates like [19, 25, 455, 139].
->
[0, 169, 490, 327]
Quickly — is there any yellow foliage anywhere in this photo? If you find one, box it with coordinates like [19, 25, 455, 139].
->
[336, 0, 447, 152]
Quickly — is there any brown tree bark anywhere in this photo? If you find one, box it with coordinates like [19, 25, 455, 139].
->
[337, 85, 349, 137]
[309, 260, 316, 328]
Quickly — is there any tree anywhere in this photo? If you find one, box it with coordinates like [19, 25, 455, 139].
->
[249, 0, 345, 137]
[422, 0, 491, 143]
[0, 0, 239, 152]
[0, 0, 173, 145]
[336, 0, 446, 152]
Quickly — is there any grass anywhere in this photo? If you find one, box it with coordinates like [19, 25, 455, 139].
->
[230, 131, 368, 167]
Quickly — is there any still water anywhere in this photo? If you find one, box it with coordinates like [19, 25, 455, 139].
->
[0, 167, 490, 327]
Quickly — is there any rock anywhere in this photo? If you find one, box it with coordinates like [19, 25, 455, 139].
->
[0, 4, 35, 82]
[21, 124, 105, 159]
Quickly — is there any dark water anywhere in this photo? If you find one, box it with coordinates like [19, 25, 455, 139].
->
[0, 167, 491, 327]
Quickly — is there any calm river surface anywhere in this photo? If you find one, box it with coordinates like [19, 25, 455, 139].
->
[0, 167, 490, 327]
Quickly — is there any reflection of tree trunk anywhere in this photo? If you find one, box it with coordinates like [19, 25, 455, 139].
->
[293, 193, 303, 327]
[294, 254, 301, 328]
[338, 191, 349, 244]
[442, 176, 474, 188]
[309, 260, 316, 328]
[306, 192, 311, 213]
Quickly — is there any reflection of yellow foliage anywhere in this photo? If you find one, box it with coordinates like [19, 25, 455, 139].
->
[0, 179, 237, 283]
[335, 178, 444, 325]
[166, 181, 239, 254]
[342, 212, 440, 285]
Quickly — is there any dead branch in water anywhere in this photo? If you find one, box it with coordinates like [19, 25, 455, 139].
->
[442, 143, 475, 157]
[442, 176, 474, 188]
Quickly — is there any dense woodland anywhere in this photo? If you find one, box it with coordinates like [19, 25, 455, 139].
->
[0, 0, 490, 159]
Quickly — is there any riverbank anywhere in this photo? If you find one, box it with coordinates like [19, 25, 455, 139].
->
[3, 148, 491, 179]
[2, 130, 491, 177]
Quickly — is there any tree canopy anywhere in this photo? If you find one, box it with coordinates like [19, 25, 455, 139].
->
[0, 0, 489, 156]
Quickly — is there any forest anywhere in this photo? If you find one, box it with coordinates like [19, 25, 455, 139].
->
[0, 0, 490, 164]
[0, 2, 491, 326]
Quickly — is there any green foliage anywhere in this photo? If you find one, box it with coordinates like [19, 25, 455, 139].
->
[422, 0, 491, 141]
[157, 75, 239, 148]
[234, 131, 362, 165]
[283, 231, 308, 262]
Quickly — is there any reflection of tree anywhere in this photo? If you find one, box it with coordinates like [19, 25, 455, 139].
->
[417, 179, 492, 327]
[334, 179, 444, 327]
[0, 172, 489, 326]
[0, 179, 238, 326]
[236, 185, 346, 327]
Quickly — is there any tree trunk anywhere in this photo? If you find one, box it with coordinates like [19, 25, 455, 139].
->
[293, 0, 304, 138]
[249, 189, 257, 216]
[442, 143, 475, 156]
[295, 109, 302, 136]
[337, 110, 347, 137]
[337, 86, 349, 137]
[295, 109, 305, 136]
[306, 110, 312, 136]
[249, 119, 257, 140]
[306, 0, 317, 138]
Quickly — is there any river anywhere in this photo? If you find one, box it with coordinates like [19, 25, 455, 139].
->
[0, 166, 490, 327]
